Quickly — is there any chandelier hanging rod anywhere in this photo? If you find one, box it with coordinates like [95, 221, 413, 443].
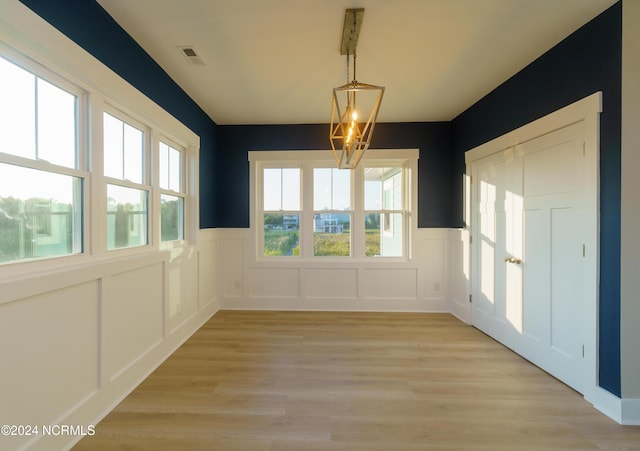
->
[340, 8, 364, 56]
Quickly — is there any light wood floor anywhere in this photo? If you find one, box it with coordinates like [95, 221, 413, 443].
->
[74, 311, 640, 450]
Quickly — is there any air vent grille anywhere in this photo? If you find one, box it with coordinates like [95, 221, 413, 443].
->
[182, 48, 197, 57]
[177, 46, 206, 66]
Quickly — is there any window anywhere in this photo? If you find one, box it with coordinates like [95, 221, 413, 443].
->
[0, 55, 84, 264]
[159, 141, 185, 242]
[313, 168, 351, 256]
[364, 167, 404, 257]
[103, 112, 148, 250]
[0, 39, 198, 270]
[253, 151, 416, 260]
[103, 112, 144, 183]
[262, 168, 300, 256]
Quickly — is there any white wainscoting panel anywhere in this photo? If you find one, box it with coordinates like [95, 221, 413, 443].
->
[362, 268, 418, 300]
[198, 236, 218, 310]
[421, 238, 446, 299]
[103, 263, 165, 382]
[251, 268, 300, 298]
[305, 268, 358, 300]
[449, 228, 471, 323]
[0, 230, 219, 450]
[168, 250, 199, 333]
[221, 237, 245, 299]
[0, 281, 99, 444]
[218, 228, 456, 312]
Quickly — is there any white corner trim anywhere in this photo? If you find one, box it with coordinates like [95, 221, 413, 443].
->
[588, 387, 640, 425]
[622, 398, 640, 425]
[588, 387, 624, 424]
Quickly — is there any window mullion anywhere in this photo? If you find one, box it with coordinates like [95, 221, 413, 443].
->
[33, 76, 39, 161]
[352, 165, 364, 258]
[120, 121, 125, 180]
[149, 132, 158, 246]
[301, 163, 313, 258]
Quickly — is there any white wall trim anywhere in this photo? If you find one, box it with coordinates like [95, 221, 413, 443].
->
[217, 227, 453, 313]
[448, 228, 471, 324]
[590, 388, 640, 426]
[621, 399, 640, 426]
[621, 0, 640, 401]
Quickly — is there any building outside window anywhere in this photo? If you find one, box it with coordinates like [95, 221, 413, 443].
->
[313, 167, 351, 256]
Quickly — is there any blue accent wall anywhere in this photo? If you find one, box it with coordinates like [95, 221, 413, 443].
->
[452, 2, 622, 396]
[18, 0, 219, 229]
[216, 122, 452, 228]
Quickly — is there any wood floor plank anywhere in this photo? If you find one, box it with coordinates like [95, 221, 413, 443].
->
[74, 311, 640, 450]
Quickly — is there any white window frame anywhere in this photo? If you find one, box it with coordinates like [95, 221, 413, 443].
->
[256, 162, 303, 258]
[363, 166, 405, 257]
[102, 106, 151, 251]
[0, 36, 199, 279]
[312, 166, 353, 257]
[0, 46, 88, 267]
[250, 150, 418, 263]
[157, 136, 188, 245]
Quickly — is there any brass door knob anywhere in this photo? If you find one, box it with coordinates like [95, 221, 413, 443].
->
[504, 256, 522, 264]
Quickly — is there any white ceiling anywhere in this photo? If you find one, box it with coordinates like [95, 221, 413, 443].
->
[96, 0, 616, 125]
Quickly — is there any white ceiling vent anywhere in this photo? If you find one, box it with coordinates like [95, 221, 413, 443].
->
[177, 46, 206, 66]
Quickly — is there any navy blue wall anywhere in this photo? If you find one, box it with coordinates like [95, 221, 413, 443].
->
[451, 3, 622, 396]
[19, 0, 219, 229]
[216, 122, 452, 228]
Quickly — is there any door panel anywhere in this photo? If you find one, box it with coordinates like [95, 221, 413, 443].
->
[472, 155, 508, 338]
[523, 140, 578, 197]
[522, 208, 548, 343]
[550, 207, 580, 357]
[520, 123, 584, 392]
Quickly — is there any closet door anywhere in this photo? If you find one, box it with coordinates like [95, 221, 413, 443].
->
[471, 149, 521, 346]
[471, 122, 586, 393]
[471, 151, 505, 330]
[518, 121, 586, 392]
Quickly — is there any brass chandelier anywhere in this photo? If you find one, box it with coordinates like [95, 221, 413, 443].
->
[330, 8, 384, 169]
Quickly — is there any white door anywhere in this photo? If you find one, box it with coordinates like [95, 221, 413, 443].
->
[471, 150, 512, 344]
[471, 121, 586, 393]
[519, 122, 586, 391]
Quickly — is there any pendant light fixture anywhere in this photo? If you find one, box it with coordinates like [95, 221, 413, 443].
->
[330, 8, 384, 169]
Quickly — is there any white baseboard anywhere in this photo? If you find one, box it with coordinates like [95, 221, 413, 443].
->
[622, 398, 640, 425]
[222, 296, 450, 313]
[588, 386, 640, 425]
